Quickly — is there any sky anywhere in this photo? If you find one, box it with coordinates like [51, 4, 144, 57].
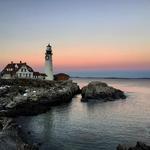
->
[0, 0, 150, 77]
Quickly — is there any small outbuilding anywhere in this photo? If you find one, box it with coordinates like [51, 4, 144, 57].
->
[54, 73, 70, 81]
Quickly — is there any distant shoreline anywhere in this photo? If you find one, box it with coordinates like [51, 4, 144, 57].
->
[71, 76, 150, 79]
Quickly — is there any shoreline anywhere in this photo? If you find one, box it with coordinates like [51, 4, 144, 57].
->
[0, 78, 150, 150]
[0, 78, 80, 149]
[0, 79, 80, 117]
[71, 77, 150, 80]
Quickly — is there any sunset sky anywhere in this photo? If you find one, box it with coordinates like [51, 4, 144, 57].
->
[0, 0, 150, 77]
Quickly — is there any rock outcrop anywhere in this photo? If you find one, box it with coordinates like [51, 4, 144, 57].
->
[117, 141, 150, 150]
[0, 79, 80, 117]
[0, 79, 80, 149]
[81, 81, 126, 102]
[0, 117, 38, 150]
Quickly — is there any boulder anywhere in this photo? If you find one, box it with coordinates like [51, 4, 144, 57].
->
[81, 81, 126, 102]
[117, 142, 150, 150]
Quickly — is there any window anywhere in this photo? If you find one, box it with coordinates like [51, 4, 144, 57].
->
[20, 73, 22, 77]
[21, 68, 23, 72]
[29, 74, 31, 78]
[24, 69, 26, 72]
[26, 74, 28, 77]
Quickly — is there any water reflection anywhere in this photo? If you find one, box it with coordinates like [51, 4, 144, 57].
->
[17, 79, 150, 150]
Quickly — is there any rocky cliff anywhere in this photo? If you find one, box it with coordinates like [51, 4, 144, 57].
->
[0, 79, 80, 117]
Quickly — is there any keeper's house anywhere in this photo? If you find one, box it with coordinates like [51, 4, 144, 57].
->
[0, 61, 47, 80]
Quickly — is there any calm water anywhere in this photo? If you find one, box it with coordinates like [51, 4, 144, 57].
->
[17, 78, 150, 150]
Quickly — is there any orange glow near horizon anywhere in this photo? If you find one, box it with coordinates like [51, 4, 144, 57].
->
[52, 44, 150, 71]
[0, 44, 150, 72]
[0, 0, 150, 74]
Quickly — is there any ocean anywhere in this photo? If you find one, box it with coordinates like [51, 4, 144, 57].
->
[67, 70, 150, 78]
[17, 78, 150, 150]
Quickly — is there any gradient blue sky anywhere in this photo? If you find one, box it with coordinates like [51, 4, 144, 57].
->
[0, 0, 150, 77]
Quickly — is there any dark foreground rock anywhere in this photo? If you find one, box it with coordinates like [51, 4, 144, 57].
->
[0, 79, 80, 149]
[81, 81, 126, 102]
[117, 141, 150, 150]
[0, 79, 80, 117]
[0, 117, 38, 150]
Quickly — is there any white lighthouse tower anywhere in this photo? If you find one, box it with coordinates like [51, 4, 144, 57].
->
[45, 44, 54, 80]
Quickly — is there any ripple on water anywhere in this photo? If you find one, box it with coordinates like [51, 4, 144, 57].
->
[17, 79, 150, 150]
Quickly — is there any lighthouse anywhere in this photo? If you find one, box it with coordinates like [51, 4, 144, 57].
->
[45, 44, 54, 80]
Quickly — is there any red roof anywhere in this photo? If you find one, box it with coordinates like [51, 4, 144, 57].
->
[1, 62, 47, 77]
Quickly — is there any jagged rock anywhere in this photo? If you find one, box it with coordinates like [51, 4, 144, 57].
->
[0, 79, 80, 117]
[117, 142, 150, 150]
[0, 117, 38, 150]
[81, 81, 126, 102]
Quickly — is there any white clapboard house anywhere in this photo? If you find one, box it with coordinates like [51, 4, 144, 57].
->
[1, 61, 47, 80]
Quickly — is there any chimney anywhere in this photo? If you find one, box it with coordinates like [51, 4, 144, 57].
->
[11, 61, 13, 64]
[20, 61, 22, 64]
